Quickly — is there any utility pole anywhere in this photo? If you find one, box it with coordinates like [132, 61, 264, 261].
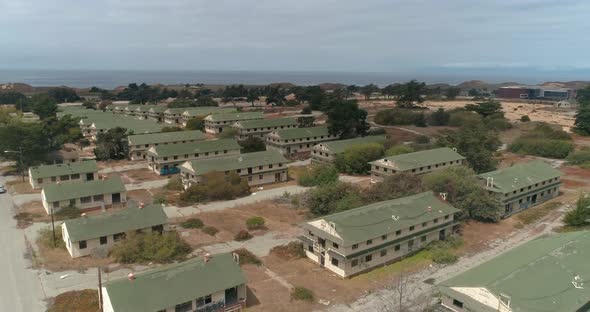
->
[98, 267, 104, 312]
[50, 205, 56, 247]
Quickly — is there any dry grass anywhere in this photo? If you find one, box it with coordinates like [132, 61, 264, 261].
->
[118, 168, 166, 184]
[5, 179, 39, 194]
[35, 237, 114, 272]
[14, 201, 50, 226]
[126, 189, 154, 204]
[516, 201, 562, 226]
[47, 289, 99, 312]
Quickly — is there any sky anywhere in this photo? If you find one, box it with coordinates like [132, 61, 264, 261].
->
[1, 0, 590, 74]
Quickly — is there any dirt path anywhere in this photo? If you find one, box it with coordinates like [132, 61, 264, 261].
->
[323, 203, 569, 312]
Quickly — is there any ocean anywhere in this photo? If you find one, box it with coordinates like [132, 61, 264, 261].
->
[0, 69, 587, 89]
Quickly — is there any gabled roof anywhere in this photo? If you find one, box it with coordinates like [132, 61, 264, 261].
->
[181, 150, 289, 175]
[204, 111, 264, 122]
[128, 130, 206, 146]
[103, 253, 247, 312]
[182, 107, 237, 117]
[29, 160, 97, 179]
[233, 117, 298, 130]
[439, 231, 590, 312]
[148, 106, 167, 113]
[305, 192, 460, 245]
[63, 204, 167, 242]
[147, 139, 240, 158]
[42, 176, 126, 202]
[164, 107, 191, 115]
[314, 135, 386, 154]
[134, 105, 160, 112]
[478, 160, 562, 193]
[270, 126, 330, 140]
[370, 147, 465, 171]
[91, 116, 165, 134]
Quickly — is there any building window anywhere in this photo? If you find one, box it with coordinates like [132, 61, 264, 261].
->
[396, 230, 401, 236]
[394, 245, 400, 251]
[433, 218, 439, 224]
[380, 249, 387, 257]
[71, 174, 80, 179]
[422, 222, 427, 227]
[366, 239, 373, 245]
[382, 234, 387, 240]
[331, 258, 339, 266]
[365, 254, 372, 262]
[333, 242, 339, 248]
[409, 226, 415, 231]
[53, 201, 60, 208]
[93, 194, 104, 202]
[408, 240, 414, 249]
[37, 178, 43, 184]
[352, 244, 358, 250]
[259, 174, 263, 180]
[100, 236, 107, 245]
[114, 232, 126, 241]
[351, 259, 358, 267]
[308, 231, 314, 236]
[444, 215, 450, 220]
[80, 196, 92, 204]
[79, 240, 87, 249]
[51, 176, 57, 182]
[173, 156, 178, 160]
[60, 175, 70, 181]
[269, 164, 273, 169]
[308, 245, 313, 252]
[421, 236, 427, 242]
[175, 301, 193, 312]
[196, 295, 212, 307]
[452, 299, 464, 308]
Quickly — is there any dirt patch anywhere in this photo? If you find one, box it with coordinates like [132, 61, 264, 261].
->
[457, 218, 520, 255]
[96, 159, 139, 170]
[35, 241, 114, 272]
[15, 201, 50, 226]
[251, 180, 297, 192]
[47, 289, 99, 312]
[6, 180, 39, 194]
[497, 152, 537, 168]
[126, 189, 154, 204]
[562, 178, 588, 188]
[384, 127, 420, 143]
[117, 168, 166, 184]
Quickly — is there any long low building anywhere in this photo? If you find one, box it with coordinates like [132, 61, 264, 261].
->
[478, 160, 562, 218]
[181, 107, 238, 127]
[231, 117, 298, 140]
[266, 126, 338, 156]
[438, 231, 590, 312]
[41, 176, 127, 214]
[61, 203, 168, 258]
[370, 147, 465, 180]
[29, 160, 98, 189]
[147, 139, 241, 175]
[127, 130, 206, 160]
[180, 150, 289, 188]
[300, 192, 460, 278]
[101, 253, 247, 312]
[311, 135, 387, 163]
[204, 112, 264, 134]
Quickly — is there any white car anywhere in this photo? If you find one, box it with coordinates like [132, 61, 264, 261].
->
[0, 186, 6, 194]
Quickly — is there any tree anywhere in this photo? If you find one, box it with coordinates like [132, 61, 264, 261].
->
[301, 106, 312, 115]
[94, 127, 129, 160]
[564, 194, 590, 227]
[304, 182, 360, 216]
[334, 143, 385, 175]
[465, 99, 503, 118]
[47, 87, 81, 103]
[0, 91, 26, 104]
[396, 80, 426, 108]
[362, 173, 425, 204]
[385, 145, 415, 157]
[574, 107, 590, 135]
[30, 94, 58, 120]
[42, 115, 83, 149]
[246, 89, 259, 106]
[185, 117, 205, 131]
[360, 84, 380, 100]
[297, 164, 339, 187]
[326, 98, 368, 139]
[0, 121, 51, 176]
[179, 171, 250, 204]
[219, 128, 238, 139]
[445, 87, 461, 100]
[239, 137, 266, 153]
[428, 108, 450, 126]
[297, 116, 315, 127]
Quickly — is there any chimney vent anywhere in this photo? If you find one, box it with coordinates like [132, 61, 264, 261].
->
[81, 213, 87, 217]
[139, 202, 145, 209]
[127, 273, 135, 281]
[204, 253, 211, 263]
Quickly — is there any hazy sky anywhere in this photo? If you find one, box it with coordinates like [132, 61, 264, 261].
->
[1, 0, 589, 72]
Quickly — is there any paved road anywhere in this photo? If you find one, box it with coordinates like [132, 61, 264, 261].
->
[0, 176, 46, 311]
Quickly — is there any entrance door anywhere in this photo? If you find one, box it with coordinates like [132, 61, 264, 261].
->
[225, 287, 239, 306]
[531, 194, 538, 204]
[439, 229, 446, 240]
[275, 172, 281, 182]
[112, 193, 121, 204]
[86, 173, 94, 181]
[320, 255, 325, 266]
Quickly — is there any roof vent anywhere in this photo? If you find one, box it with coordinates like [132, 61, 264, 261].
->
[81, 213, 87, 217]
[238, 157, 243, 162]
[391, 215, 399, 221]
[232, 253, 240, 264]
[439, 193, 447, 201]
[573, 275, 584, 289]
[427, 206, 432, 213]
[204, 253, 212, 263]
[139, 202, 145, 209]
[127, 273, 135, 281]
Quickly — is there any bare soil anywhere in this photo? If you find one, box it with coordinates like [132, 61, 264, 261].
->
[46, 289, 99, 312]
[6, 180, 39, 194]
[118, 168, 166, 184]
[35, 242, 114, 272]
[126, 189, 154, 204]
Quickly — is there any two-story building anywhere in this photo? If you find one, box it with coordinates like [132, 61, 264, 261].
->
[311, 135, 387, 163]
[147, 106, 167, 122]
[163, 108, 191, 125]
[127, 130, 206, 160]
[478, 160, 561, 218]
[181, 107, 237, 127]
[370, 147, 465, 180]
[300, 192, 460, 278]
[61, 203, 168, 258]
[89, 117, 164, 141]
[29, 160, 98, 189]
[204, 112, 264, 134]
[41, 176, 127, 214]
[231, 117, 299, 140]
[133, 105, 162, 120]
[180, 150, 289, 188]
[101, 253, 247, 312]
[147, 139, 241, 175]
[266, 126, 338, 156]
[123, 105, 142, 116]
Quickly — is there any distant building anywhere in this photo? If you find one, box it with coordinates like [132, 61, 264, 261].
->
[370, 147, 465, 180]
[266, 126, 337, 156]
[147, 106, 167, 122]
[101, 253, 247, 312]
[478, 160, 561, 218]
[231, 117, 299, 140]
[311, 135, 387, 163]
[180, 107, 238, 127]
[147, 139, 241, 175]
[203, 112, 264, 134]
[61, 203, 168, 258]
[438, 231, 590, 312]
[496, 85, 575, 100]
[127, 130, 206, 161]
[29, 160, 98, 189]
[300, 192, 460, 278]
[41, 176, 127, 214]
[163, 108, 191, 125]
[47, 145, 80, 164]
[180, 150, 289, 188]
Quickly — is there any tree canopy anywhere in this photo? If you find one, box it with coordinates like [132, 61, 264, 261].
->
[325, 97, 368, 139]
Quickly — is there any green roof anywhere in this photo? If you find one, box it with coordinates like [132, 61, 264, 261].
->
[370, 147, 465, 171]
[43, 177, 126, 202]
[314, 135, 386, 154]
[63, 204, 167, 242]
[148, 106, 167, 113]
[478, 160, 562, 193]
[182, 150, 289, 175]
[103, 253, 246, 312]
[148, 139, 240, 158]
[205, 111, 264, 122]
[439, 231, 590, 312]
[271, 126, 330, 140]
[134, 105, 161, 112]
[128, 130, 206, 146]
[233, 117, 298, 130]
[29, 160, 97, 179]
[306, 192, 460, 245]
[183, 107, 237, 117]
[92, 116, 165, 134]
[164, 107, 191, 115]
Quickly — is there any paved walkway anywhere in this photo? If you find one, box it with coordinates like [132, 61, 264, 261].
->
[194, 231, 300, 258]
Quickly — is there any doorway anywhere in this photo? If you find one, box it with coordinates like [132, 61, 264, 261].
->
[112, 193, 121, 204]
[86, 173, 94, 181]
[225, 287, 238, 306]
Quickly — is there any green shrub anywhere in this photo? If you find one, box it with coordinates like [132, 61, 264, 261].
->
[508, 138, 574, 159]
[484, 116, 513, 131]
[270, 242, 306, 259]
[110, 231, 191, 264]
[239, 137, 266, 153]
[521, 115, 531, 122]
[304, 182, 361, 216]
[246, 217, 266, 230]
[430, 247, 458, 264]
[427, 238, 462, 264]
[564, 195, 590, 227]
[414, 135, 430, 144]
[202, 226, 219, 236]
[218, 128, 238, 139]
[448, 110, 482, 127]
[385, 144, 415, 157]
[334, 143, 384, 175]
[233, 248, 261, 266]
[234, 230, 253, 241]
[291, 287, 314, 302]
[182, 218, 204, 229]
[301, 106, 312, 115]
[179, 171, 250, 204]
[37, 227, 66, 249]
[428, 108, 450, 126]
[374, 109, 428, 127]
[152, 192, 168, 205]
[164, 176, 183, 191]
[298, 164, 339, 187]
[55, 205, 81, 220]
[566, 148, 590, 165]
